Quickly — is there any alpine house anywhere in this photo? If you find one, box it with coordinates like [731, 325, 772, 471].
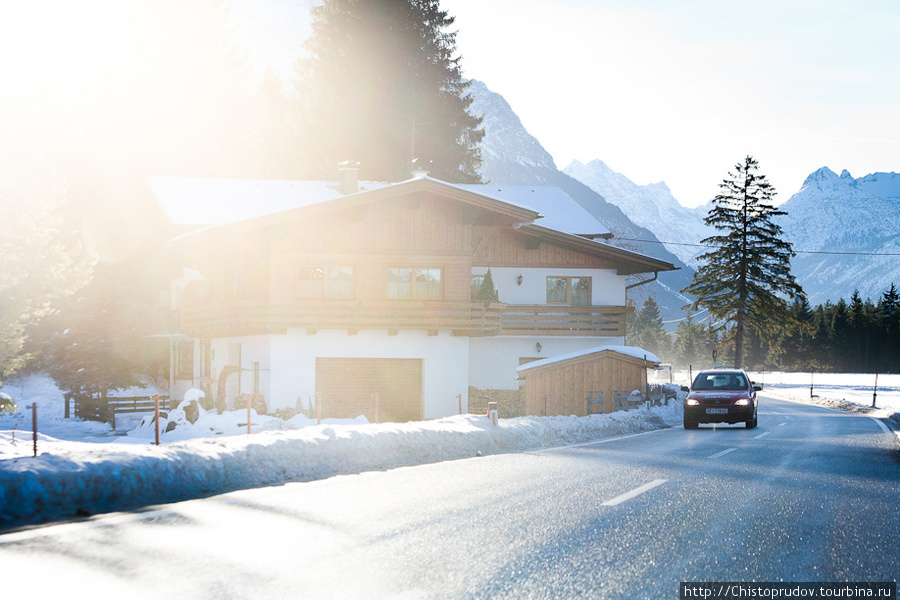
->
[155, 173, 676, 421]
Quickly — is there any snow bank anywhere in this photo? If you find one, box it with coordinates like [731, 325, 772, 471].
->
[0, 401, 683, 528]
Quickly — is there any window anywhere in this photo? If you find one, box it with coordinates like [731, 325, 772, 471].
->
[387, 267, 442, 299]
[546, 276, 591, 305]
[299, 266, 354, 298]
[175, 340, 193, 380]
[471, 275, 485, 300]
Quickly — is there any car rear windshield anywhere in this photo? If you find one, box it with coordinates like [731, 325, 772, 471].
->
[692, 373, 748, 390]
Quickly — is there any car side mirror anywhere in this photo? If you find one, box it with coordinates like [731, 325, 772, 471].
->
[681, 386, 690, 393]
[752, 385, 762, 392]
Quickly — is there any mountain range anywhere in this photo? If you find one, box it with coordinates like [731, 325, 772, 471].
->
[469, 80, 900, 309]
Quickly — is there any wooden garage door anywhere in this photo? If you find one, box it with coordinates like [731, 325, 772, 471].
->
[315, 358, 423, 423]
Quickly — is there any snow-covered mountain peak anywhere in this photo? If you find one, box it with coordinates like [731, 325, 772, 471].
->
[779, 168, 900, 305]
[563, 158, 711, 267]
[467, 80, 558, 182]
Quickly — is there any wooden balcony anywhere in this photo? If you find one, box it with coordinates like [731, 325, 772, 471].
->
[180, 300, 504, 338]
[180, 300, 630, 339]
[499, 305, 630, 337]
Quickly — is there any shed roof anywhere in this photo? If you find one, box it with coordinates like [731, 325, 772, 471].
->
[517, 345, 661, 374]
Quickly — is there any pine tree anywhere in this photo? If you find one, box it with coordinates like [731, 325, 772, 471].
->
[631, 296, 669, 358]
[672, 312, 709, 369]
[682, 156, 804, 368]
[0, 158, 92, 381]
[296, 0, 483, 182]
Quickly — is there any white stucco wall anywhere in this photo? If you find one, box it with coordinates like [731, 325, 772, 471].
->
[468, 336, 624, 390]
[268, 329, 470, 418]
[472, 267, 625, 306]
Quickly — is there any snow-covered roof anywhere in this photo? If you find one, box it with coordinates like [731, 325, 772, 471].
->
[517, 345, 661, 373]
[149, 176, 608, 239]
[455, 184, 610, 237]
[149, 176, 392, 226]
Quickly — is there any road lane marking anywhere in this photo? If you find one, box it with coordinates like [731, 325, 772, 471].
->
[601, 479, 667, 507]
[778, 422, 787, 427]
[753, 431, 771, 439]
[707, 447, 737, 459]
[870, 418, 890, 434]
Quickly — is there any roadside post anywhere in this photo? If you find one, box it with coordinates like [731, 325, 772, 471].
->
[32, 402, 37, 457]
[246, 393, 252, 435]
[487, 401, 498, 426]
[153, 393, 160, 446]
[458, 394, 462, 415]
[810, 370, 815, 399]
[873, 372, 879, 408]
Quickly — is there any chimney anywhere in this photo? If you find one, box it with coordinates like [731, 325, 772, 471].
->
[410, 158, 431, 179]
[338, 161, 359, 194]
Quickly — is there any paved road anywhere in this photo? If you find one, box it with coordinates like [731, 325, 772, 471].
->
[2, 395, 898, 599]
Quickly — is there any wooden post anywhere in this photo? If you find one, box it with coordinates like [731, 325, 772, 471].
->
[643, 355, 649, 403]
[153, 394, 160, 446]
[246, 393, 252, 435]
[458, 394, 462, 415]
[32, 402, 37, 457]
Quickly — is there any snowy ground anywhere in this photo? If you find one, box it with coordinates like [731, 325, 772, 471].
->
[746, 370, 900, 420]
[2, 371, 897, 528]
[0, 374, 684, 527]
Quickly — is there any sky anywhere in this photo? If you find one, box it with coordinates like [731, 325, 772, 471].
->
[2, 1, 897, 208]
[228, 0, 900, 207]
[440, 0, 900, 206]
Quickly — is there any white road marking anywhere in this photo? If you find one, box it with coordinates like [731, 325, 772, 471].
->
[870, 417, 891, 435]
[601, 479, 668, 507]
[753, 431, 771, 439]
[778, 422, 787, 427]
[707, 447, 737, 459]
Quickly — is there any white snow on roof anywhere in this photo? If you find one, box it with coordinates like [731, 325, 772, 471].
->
[517, 345, 661, 373]
[150, 176, 610, 241]
[456, 184, 610, 237]
[149, 176, 392, 226]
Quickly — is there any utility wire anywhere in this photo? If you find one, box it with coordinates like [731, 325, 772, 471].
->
[614, 237, 900, 257]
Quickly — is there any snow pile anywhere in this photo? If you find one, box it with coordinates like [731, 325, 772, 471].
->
[0, 379, 683, 527]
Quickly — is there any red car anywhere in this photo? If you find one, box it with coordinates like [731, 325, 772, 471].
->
[682, 369, 761, 429]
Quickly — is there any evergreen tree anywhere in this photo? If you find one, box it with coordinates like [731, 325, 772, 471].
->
[682, 156, 804, 368]
[631, 296, 669, 358]
[473, 269, 499, 303]
[297, 0, 484, 182]
[672, 313, 709, 369]
[0, 157, 93, 381]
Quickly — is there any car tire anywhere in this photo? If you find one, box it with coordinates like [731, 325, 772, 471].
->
[746, 414, 757, 429]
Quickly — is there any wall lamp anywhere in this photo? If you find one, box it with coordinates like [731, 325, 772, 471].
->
[517, 274, 524, 286]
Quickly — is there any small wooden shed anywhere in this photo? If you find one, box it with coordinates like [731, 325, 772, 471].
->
[517, 346, 661, 416]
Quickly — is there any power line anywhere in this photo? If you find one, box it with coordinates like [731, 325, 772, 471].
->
[614, 237, 900, 257]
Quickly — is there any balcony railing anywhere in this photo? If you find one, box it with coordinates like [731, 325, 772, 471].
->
[499, 305, 629, 337]
[180, 300, 504, 338]
[180, 300, 630, 338]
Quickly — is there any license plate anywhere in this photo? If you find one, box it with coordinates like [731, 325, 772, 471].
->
[706, 408, 728, 415]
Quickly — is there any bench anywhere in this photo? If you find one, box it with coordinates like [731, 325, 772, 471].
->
[108, 396, 171, 431]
